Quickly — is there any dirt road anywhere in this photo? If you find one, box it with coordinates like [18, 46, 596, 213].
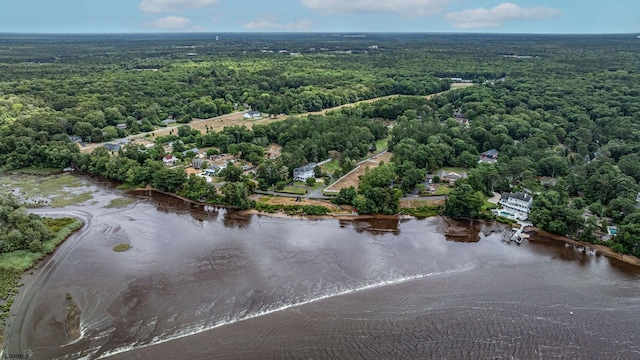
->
[79, 83, 474, 154]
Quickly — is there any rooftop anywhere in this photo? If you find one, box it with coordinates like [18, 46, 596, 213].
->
[502, 191, 532, 202]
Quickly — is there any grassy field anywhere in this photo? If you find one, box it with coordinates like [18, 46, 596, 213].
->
[320, 159, 340, 174]
[375, 137, 389, 151]
[434, 186, 452, 196]
[0, 217, 83, 333]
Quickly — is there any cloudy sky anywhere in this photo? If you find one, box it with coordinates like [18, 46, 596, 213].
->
[1, 0, 638, 34]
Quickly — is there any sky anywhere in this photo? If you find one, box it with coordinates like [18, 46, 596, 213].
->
[0, 0, 638, 34]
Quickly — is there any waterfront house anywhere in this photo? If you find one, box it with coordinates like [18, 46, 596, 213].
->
[293, 163, 317, 182]
[499, 192, 533, 216]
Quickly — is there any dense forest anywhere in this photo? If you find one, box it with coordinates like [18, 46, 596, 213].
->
[1, 33, 640, 257]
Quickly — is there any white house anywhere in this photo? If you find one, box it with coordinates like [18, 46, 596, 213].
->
[293, 163, 316, 182]
[163, 155, 176, 166]
[499, 192, 533, 216]
[204, 164, 225, 176]
[243, 111, 262, 120]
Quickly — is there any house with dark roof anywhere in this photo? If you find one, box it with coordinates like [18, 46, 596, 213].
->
[479, 149, 499, 163]
[243, 111, 262, 120]
[192, 158, 205, 169]
[499, 192, 533, 216]
[104, 143, 121, 152]
[293, 163, 317, 182]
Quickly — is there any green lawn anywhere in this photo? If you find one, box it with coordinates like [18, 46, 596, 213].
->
[434, 186, 452, 196]
[320, 159, 340, 174]
[276, 186, 307, 195]
[441, 167, 468, 175]
[375, 137, 390, 151]
[482, 199, 499, 211]
[305, 181, 326, 190]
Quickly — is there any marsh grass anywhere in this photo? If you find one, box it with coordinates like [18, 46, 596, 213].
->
[0, 218, 82, 327]
[104, 198, 135, 208]
[402, 205, 442, 218]
[112, 244, 132, 252]
[50, 192, 94, 208]
[4, 167, 62, 175]
[0, 173, 94, 208]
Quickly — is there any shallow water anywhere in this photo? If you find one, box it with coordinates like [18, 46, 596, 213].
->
[5, 187, 640, 359]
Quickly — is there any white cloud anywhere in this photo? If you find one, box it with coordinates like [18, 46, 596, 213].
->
[140, 0, 219, 14]
[143, 16, 192, 29]
[244, 14, 312, 31]
[445, 2, 561, 29]
[301, 0, 451, 17]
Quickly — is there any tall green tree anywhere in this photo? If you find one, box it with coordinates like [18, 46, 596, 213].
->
[443, 183, 485, 218]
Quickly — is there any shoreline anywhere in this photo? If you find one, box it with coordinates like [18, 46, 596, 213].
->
[0, 218, 84, 350]
[529, 228, 640, 267]
[135, 187, 640, 268]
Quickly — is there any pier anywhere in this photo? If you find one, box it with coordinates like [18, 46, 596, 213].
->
[502, 222, 529, 244]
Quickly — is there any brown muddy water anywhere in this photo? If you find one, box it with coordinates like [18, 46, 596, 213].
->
[4, 181, 640, 359]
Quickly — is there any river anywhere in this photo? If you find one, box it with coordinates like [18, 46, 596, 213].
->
[4, 182, 640, 359]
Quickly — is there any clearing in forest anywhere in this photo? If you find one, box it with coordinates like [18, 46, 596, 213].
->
[324, 152, 393, 194]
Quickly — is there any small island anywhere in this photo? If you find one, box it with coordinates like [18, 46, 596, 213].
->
[112, 243, 132, 252]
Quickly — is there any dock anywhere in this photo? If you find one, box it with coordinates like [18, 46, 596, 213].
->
[502, 222, 528, 244]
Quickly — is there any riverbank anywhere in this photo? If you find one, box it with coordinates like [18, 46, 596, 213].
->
[0, 218, 84, 345]
[530, 228, 640, 267]
[133, 185, 640, 269]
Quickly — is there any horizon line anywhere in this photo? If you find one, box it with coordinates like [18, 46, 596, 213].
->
[0, 31, 638, 36]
